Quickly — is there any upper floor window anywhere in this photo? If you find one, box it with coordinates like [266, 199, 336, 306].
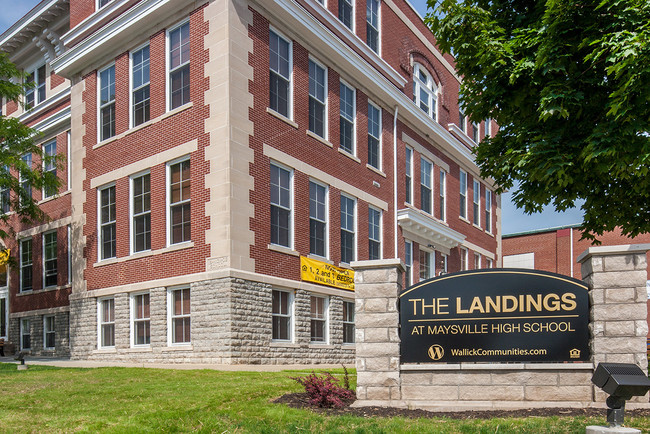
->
[98, 0, 114, 8]
[132, 45, 151, 126]
[131, 172, 151, 253]
[99, 64, 116, 141]
[485, 189, 492, 233]
[168, 158, 191, 244]
[269, 30, 292, 118]
[459, 109, 466, 133]
[340, 194, 356, 264]
[99, 184, 116, 260]
[43, 231, 57, 287]
[270, 163, 292, 248]
[471, 122, 479, 143]
[439, 170, 446, 221]
[367, 101, 381, 170]
[366, 0, 380, 53]
[339, 0, 354, 31]
[420, 158, 432, 214]
[20, 154, 32, 203]
[368, 206, 381, 260]
[309, 180, 328, 258]
[25, 65, 46, 108]
[459, 169, 467, 219]
[169, 21, 190, 110]
[339, 81, 355, 155]
[484, 118, 491, 138]
[0, 165, 9, 214]
[405, 147, 413, 204]
[473, 180, 480, 226]
[308, 59, 327, 139]
[43, 140, 57, 199]
[413, 64, 437, 120]
[20, 238, 32, 292]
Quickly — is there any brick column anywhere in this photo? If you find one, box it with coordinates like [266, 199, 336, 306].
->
[351, 259, 403, 404]
[578, 244, 649, 401]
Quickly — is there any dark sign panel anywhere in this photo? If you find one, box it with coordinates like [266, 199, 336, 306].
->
[400, 269, 590, 364]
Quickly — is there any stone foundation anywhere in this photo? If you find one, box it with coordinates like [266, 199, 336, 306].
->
[8, 310, 70, 357]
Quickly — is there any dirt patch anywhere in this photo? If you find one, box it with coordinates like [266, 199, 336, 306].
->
[274, 392, 650, 419]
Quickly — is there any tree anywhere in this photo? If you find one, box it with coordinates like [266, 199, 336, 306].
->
[427, 0, 650, 240]
[0, 53, 61, 242]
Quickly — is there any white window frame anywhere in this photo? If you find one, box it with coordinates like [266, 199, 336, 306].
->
[130, 292, 151, 347]
[339, 80, 356, 156]
[473, 180, 481, 226]
[130, 43, 151, 128]
[405, 147, 413, 205]
[25, 63, 47, 108]
[97, 0, 114, 9]
[342, 299, 355, 344]
[97, 297, 115, 349]
[272, 289, 293, 342]
[420, 157, 433, 214]
[167, 286, 191, 346]
[166, 156, 191, 246]
[98, 183, 116, 261]
[43, 315, 55, 350]
[460, 247, 468, 271]
[441, 253, 448, 274]
[166, 19, 191, 112]
[367, 100, 382, 170]
[366, 0, 381, 54]
[269, 27, 293, 120]
[474, 252, 481, 270]
[484, 118, 491, 138]
[42, 230, 57, 288]
[270, 162, 293, 249]
[308, 57, 328, 140]
[310, 295, 329, 344]
[97, 63, 116, 142]
[130, 171, 151, 254]
[340, 194, 356, 264]
[413, 63, 438, 121]
[439, 169, 446, 222]
[419, 249, 433, 282]
[42, 139, 57, 199]
[368, 206, 382, 260]
[405, 240, 413, 287]
[20, 153, 32, 205]
[19, 238, 32, 292]
[487, 257, 493, 269]
[339, 0, 355, 31]
[309, 180, 329, 259]
[20, 318, 30, 350]
[459, 169, 468, 220]
[485, 188, 492, 233]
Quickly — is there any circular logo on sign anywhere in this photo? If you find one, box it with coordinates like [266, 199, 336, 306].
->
[427, 344, 444, 361]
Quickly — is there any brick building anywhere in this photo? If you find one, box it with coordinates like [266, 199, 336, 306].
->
[1, 0, 500, 363]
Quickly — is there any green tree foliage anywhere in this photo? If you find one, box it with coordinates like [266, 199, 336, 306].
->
[427, 0, 650, 240]
[0, 53, 61, 241]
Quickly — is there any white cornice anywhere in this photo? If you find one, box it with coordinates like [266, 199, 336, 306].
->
[0, 0, 67, 49]
[19, 87, 71, 124]
[31, 106, 71, 138]
[397, 208, 465, 254]
[60, 0, 130, 47]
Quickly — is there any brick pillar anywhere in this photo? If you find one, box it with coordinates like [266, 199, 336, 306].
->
[352, 259, 403, 404]
[578, 244, 649, 401]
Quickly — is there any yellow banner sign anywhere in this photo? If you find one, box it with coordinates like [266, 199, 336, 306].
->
[0, 249, 9, 265]
[300, 256, 354, 291]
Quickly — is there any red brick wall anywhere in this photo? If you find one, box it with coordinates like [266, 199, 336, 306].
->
[69, 0, 95, 29]
[50, 71, 66, 90]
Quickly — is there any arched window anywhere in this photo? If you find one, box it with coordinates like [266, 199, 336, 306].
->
[412, 63, 438, 120]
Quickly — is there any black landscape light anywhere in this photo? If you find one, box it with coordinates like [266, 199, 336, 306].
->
[591, 363, 650, 427]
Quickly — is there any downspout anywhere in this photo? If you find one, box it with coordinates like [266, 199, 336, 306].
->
[570, 227, 574, 277]
[393, 105, 399, 258]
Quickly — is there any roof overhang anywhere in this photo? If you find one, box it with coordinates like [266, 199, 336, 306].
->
[397, 207, 465, 254]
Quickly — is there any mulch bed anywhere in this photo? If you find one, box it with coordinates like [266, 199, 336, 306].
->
[274, 392, 650, 419]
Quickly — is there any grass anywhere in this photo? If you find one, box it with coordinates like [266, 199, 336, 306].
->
[0, 363, 647, 433]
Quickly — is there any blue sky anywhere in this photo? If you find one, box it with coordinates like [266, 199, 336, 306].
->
[1, 0, 584, 234]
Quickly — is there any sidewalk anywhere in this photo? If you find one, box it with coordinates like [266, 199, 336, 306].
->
[0, 355, 354, 372]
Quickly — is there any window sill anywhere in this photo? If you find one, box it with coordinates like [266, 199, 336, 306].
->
[309, 343, 334, 349]
[267, 244, 299, 257]
[126, 347, 152, 353]
[307, 254, 332, 264]
[266, 107, 298, 129]
[338, 262, 352, 270]
[38, 190, 72, 205]
[307, 130, 333, 148]
[162, 345, 193, 352]
[366, 164, 386, 177]
[338, 147, 359, 161]
[459, 216, 471, 225]
[94, 103, 194, 150]
[17, 284, 71, 296]
[270, 341, 299, 348]
[342, 344, 356, 349]
[473, 223, 482, 230]
[93, 348, 117, 354]
[93, 242, 195, 267]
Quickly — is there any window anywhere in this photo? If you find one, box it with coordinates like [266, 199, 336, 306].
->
[99, 185, 116, 260]
[340, 195, 355, 264]
[339, 82, 355, 154]
[132, 173, 151, 252]
[413, 64, 437, 120]
[368, 101, 381, 169]
[309, 181, 327, 257]
[473, 180, 480, 226]
[20, 318, 30, 350]
[485, 118, 491, 137]
[132, 45, 150, 126]
[272, 290, 292, 341]
[169, 21, 190, 110]
[98, 0, 114, 8]
[441, 253, 448, 274]
[20, 239, 32, 292]
[460, 247, 468, 271]
[487, 258, 493, 268]
[368, 206, 381, 260]
[20, 154, 32, 203]
[99, 65, 116, 141]
[270, 163, 292, 248]
[459, 109, 466, 133]
[99, 298, 115, 348]
[339, 0, 354, 30]
[471, 122, 479, 142]
[459, 169, 467, 219]
[439, 170, 446, 221]
[43, 231, 57, 287]
[25, 65, 46, 108]
[1, 165, 10, 213]
[44, 315, 55, 349]
[405, 240, 412, 287]
[308, 59, 327, 138]
[419, 250, 433, 281]
[169, 287, 190, 344]
[310, 295, 327, 343]
[43, 140, 57, 199]
[132, 293, 150, 346]
[343, 300, 355, 344]
[269, 30, 292, 118]
[473, 253, 481, 269]
[168, 159, 191, 244]
[420, 158, 432, 214]
[485, 189, 492, 233]
[0, 297, 6, 338]
[366, 0, 380, 53]
[405, 147, 413, 204]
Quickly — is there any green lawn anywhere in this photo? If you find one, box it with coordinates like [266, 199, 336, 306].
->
[0, 363, 646, 433]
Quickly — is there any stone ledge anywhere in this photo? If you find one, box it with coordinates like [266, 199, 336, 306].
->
[352, 400, 650, 411]
[401, 362, 594, 371]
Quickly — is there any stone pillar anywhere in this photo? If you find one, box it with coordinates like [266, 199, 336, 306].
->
[578, 244, 649, 401]
[351, 259, 403, 405]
